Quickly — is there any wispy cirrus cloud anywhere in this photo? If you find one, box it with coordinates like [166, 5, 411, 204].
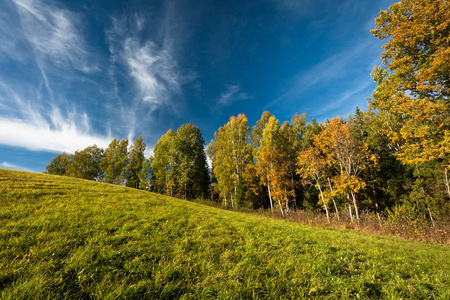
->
[217, 85, 250, 106]
[122, 38, 180, 106]
[105, 13, 192, 140]
[0, 116, 110, 154]
[311, 80, 372, 117]
[11, 0, 96, 73]
[269, 38, 378, 109]
[0, 0, 112, 156]
[1, 162, 33, 172]
[0, 81, 111, 154]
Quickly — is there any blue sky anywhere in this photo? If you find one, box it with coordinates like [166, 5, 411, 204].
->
[0, 0, 395, 172]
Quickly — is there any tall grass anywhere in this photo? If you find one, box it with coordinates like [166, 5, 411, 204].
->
[237, 207, 450, 245]
[1, 169, 449, 298]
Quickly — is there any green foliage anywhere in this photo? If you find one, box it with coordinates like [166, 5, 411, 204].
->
[45, 152, 71, 176]
[151, 129, 176, 195]
[173, 124, 210, 200]
[207, 114, 251, 209]
[383, 203, 428, 239]
[126, 136, 146, 189]
[1, 169, 449, 299]
[101, 138, 129, 185]
[138, 158, 154, 191]
[68, 145, 104, 181]
[152, 124, 209, 200]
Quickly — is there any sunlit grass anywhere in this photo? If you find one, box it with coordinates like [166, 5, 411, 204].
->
[1, 169, 449, 298]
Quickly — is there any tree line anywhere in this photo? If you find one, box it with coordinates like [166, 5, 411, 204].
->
[47, 0, 449, 225]
[46, 123, 210, 200]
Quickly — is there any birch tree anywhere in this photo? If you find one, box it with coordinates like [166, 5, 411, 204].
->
[152, 130, 176, 195]
[126, 136, 146, 189]
[207, 114, 251, 208]
[257, 116, 294, 216]
[318, 117, 377, 221]
[69, 145, 104, 181]
[297, 145, 331, 223]
[101, 139, 128, 185]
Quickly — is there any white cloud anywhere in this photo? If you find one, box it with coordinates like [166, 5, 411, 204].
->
[0, 2, 28, 62]
[312, 80, 372, 116]
[1, 162, 33, 172]
[144, 148, 154, 159]
[12, 0, 95, 72]
[270, 39, 378, 109]
[104, 14, 190, 139]
[0, 82, 110, 154]
[122, 38, 180, 106]
[217, 85, 250, 106]
[0, 117, 111, 154]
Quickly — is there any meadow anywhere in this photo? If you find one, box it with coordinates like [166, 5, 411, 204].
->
[0, 169, 449, 299]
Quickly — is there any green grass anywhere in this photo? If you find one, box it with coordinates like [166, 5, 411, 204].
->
[0, 169, 449, 299]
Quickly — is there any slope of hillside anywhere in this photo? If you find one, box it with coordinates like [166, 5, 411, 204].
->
[0, 169, 449, 299]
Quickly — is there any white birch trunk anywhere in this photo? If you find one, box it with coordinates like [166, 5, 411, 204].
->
[290, 166, 297, 210]
[350, 190, 359, 220]
[327, 177, 339, 220]
[267, 179, 274, 214]
[348, 195, 353, 222]
[231, 194, 235, 210]
[285, 199, 289, 215]
[444, 166, 450, 198]
[278, 199, 284, 216]
[427, 202, 435, 228]
[317, 182, 330, 224]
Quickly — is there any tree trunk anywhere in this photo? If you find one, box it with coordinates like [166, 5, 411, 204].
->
[231, 194, 235, 210]
[444, 166, 450, 199]
[372, 186, 382, 223]
[317, 183, 330, 224]
[347, 193, 353, 222]
[350, 190, 359, 221]
[290, 166, 297, 210]
[427, 202, 436, 228]
[284, 188, 290, 215]
[267, 179, 274, 214]
[278, 199, 285, 217]
[348, 203, 353, 223]
[327, 177, 339, 220]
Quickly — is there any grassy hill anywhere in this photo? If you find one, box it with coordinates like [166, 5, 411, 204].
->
[0, 169, 449, 299]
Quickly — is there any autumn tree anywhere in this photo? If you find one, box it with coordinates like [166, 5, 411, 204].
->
[68, 145, 104, 181]
[207, 136, 234, 207]
[101, 138, 129, 185]
[257, 115, 294, 215]
[207, 114, 251, 208]
[318, 117, 377, 221]
[297, 145, 331, 223]
[46, 152, 71, 175]
[371, 0, 450, 197]
[281, 113, 307, 209]
[126, 136, 146, 189]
